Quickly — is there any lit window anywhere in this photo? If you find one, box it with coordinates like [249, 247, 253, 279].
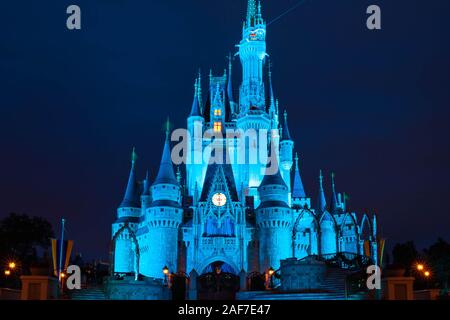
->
[214, 122, 222, 132]
[214, 109, 222, 116]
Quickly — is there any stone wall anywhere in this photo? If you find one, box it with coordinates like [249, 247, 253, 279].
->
[105, 276, 171, 300]
[280, 256, 327, 291]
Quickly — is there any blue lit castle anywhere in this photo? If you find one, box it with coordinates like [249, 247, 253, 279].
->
[110, 0, 379, 298]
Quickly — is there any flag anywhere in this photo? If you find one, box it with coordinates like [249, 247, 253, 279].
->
[363, 240, 371, 257]
[51, 239, 74, 277]
[378, 238, 386, 266]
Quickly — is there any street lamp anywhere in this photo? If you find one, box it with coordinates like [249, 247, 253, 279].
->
[416, 264, 424, 271]
[424, 271, 430, 277]
[8, 262, 16, 270]
[267, 267, 275, 289]
[4, 270, 11, 276]
[163, 266, 169, 286]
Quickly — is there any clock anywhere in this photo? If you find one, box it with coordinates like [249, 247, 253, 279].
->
[212, 193, 227, 207]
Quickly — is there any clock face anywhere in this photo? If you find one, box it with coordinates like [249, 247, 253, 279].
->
[212, 193, 227, 207]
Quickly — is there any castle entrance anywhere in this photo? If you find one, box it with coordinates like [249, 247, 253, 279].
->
[197, 261, 240, 300]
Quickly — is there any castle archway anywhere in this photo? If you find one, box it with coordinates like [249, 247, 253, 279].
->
[197, 260, 240, 300]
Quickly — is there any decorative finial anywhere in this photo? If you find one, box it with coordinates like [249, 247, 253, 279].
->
[284, 110, 288, 121]
[165, 117, 170, 139]
[194, 78, 198, 97]
[331, 172, 335, 187]
[176, 166, 182, 183]
[268, 59, 272, 77]
[295, 152, 299, 169]
[131, 147, 138, 165]
[319, 169, 323, 184]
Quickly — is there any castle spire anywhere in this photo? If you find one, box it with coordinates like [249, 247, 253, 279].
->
[292, 153, 306, 198]
[268, 60, 275, 113]
[317, 170, 327, 212]
[197, 69, 203, 112]
[153, 124, 178, 186]
[281, 110, 292, 141]
[247, 0, 257, 23]
[119, 147, 140, 208]
[142, 170, 151, 196]
[189, 78, 201, 117]
[259, 156, 287, 189]
[227, 53, 234, 104]
[330, 172, 338, 212]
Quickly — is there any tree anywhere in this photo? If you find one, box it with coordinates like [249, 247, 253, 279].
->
[0, 213, 54, 273]
[424, 238, 450, 292]
[392, 241, 418, 274]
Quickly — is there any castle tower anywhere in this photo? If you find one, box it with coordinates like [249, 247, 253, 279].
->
[268, 62, 279, 129]
[187, 78, 204, 197]
[329, 173, 338, 213]
[256, 161, 292, 272]
[280, 110, 294, 203]
[238, 0, 267, 113]
[141, 130, 183, 278]
[292, 153, 310, 208]
[112, 148, 141, 273]
[317, 170, 327, 212]
[141, 170, 151, 212]
[227, 53, 238, 117]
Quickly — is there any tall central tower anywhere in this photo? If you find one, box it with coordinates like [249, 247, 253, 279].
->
[238, 0, 267, 114]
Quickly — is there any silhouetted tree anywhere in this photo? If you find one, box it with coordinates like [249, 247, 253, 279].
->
[0, 213, 54, 273]
[424, 238, 450, 292]
[392, 241, 418, 275]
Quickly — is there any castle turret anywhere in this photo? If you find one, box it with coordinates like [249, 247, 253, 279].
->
[227, 54, 238, 117]
[317, 170, 327, 212]
[292, 153, 311, 208]
[141, 170, 151, 211]
[268, 62, 278, 128]
[187, 78, 205, 197]
[256, 161, 292, 272]
[112, 148, 141, 274]
[238, 0, 267, 113]
[141, 129, 183, 278]
[280, 110, 294, 203]
[329, 173, 338, 213]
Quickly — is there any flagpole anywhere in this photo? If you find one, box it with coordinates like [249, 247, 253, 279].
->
[58, 218, 65, 282]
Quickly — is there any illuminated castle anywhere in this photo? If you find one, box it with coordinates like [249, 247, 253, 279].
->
[111, 0, 379, 282]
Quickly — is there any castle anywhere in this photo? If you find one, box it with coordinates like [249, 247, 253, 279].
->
[111, 0, 379, 282]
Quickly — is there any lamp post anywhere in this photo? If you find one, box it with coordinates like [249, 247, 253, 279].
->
[267, 267, 275, 290]
[163, 266, 169, 286]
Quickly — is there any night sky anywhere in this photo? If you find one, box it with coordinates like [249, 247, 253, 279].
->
[1, 0, 449, 260]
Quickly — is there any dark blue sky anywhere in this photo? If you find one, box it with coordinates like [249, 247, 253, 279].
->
[1, 0, 449, 260]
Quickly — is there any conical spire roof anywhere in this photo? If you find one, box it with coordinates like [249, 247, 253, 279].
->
[189, 79, 202, 117]
[247, 0, 257, 21]
[119, 148, 140, 208]
[259, 156, 287, 189]
[330, 172, 338, 212]
[268, 61, 276, 113]
[292, 153, 306, 198]
[317, 170, 327, 212]
[281, 110, 292, 141]
[227, 54, 234, 104]
[153, 125, 179, 186]
[142, 170, 150, 196]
